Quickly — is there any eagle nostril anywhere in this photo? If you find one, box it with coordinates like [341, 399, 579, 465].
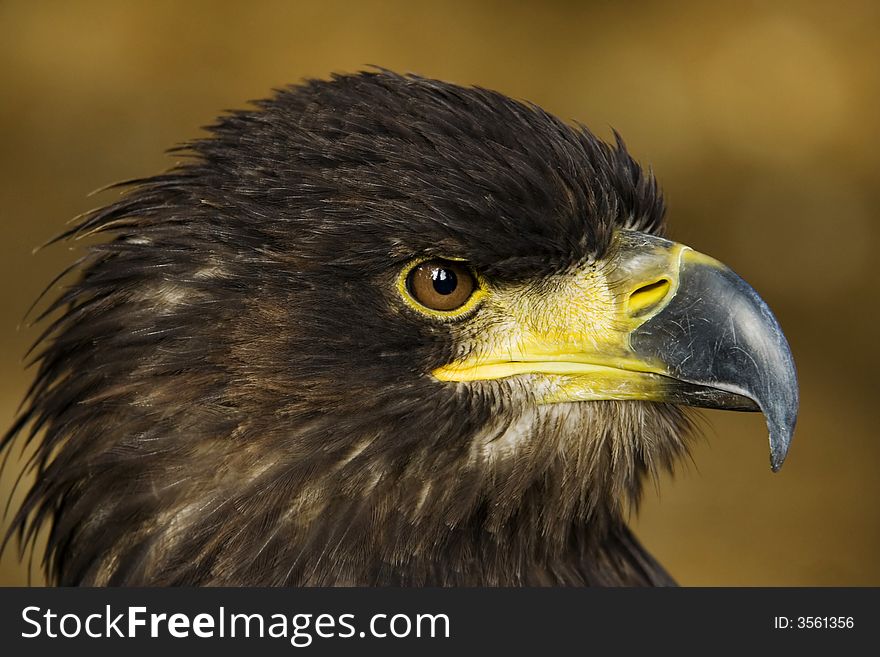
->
[627, 279, 671, 318]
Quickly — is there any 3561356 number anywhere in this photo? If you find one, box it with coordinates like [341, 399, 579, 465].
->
[797, 617, 854, 629]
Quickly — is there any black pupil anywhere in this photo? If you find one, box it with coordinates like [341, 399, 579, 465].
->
[431, 267, 458, 295]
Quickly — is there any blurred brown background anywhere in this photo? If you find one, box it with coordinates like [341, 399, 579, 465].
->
[1, 0, 878, 585]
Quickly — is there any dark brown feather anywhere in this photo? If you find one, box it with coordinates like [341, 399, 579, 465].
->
[2, 71, 688, 586]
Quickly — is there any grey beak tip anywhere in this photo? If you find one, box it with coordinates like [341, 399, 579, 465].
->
[770, 453, 785, 473]
[765, 406, 796, 471]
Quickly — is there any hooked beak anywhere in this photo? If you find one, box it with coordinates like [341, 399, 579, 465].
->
[432, 230, 799, 471]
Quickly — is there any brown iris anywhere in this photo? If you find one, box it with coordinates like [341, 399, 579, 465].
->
[406, 259, 477, 311]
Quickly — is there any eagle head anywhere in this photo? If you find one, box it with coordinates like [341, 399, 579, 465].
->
[3, 71, 798, 586]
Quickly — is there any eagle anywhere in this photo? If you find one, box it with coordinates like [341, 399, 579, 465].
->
[2, 71, 798, 586]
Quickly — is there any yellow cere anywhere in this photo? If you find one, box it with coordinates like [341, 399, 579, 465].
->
[680, 247, 727, 270]
[626, 279, 672, 317]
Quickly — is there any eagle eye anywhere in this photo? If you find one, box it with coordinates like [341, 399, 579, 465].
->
[405, 259, 477, 312]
